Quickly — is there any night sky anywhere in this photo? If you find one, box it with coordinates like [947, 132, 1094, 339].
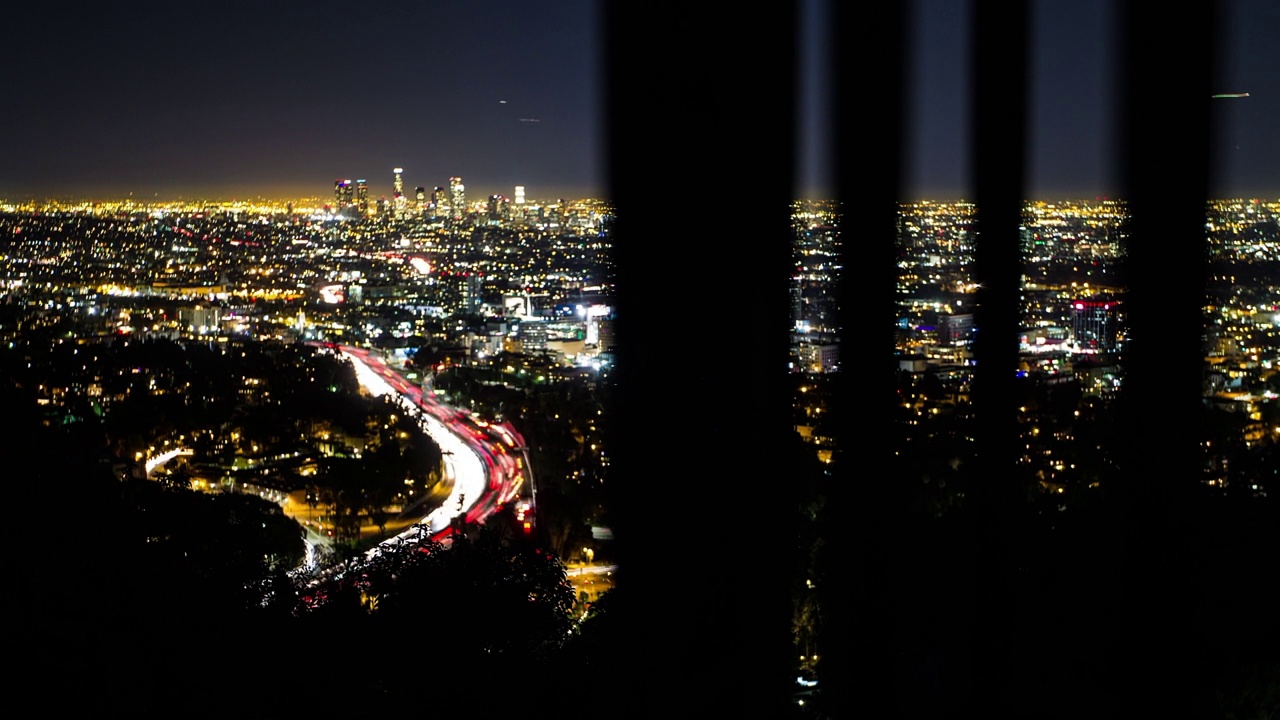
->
[0, 0, 604, 203]
[1, 0, 1275, 203]
[799, 0, 1278, 202]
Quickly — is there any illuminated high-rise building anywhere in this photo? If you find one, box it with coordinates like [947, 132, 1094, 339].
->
[356, 179, 369, 214]
[1071, 300, 1120, 353]
[432, 186, 449, 219]
[334, 179, 351, 210]
[449, 176, 465, 220]
[393, 167, 407, 218]
[488, 194, 510, 223]
[511, 186, 527, 225]
[415, 186, 427, 216]
[462, 272, 483, 314]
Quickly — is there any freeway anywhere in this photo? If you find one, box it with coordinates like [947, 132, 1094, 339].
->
[145, 448, 193, 475]
[144, 343, 537, 588]
[331, 344, 533, 561]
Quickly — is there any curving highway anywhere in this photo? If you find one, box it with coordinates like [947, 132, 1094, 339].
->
[332, 345, 533, 562]
[144, 343, 533, 589]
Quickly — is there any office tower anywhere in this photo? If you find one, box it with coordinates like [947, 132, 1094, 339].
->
[415, 186, 427, 216]
[449, 176, 465, 220]
[512, 186, 527, 225]
[333, 179, 349, 210]
[1071, 300, 1120, 353]
[939, 312, 975, 347]
[462, 272, 482, 314]
[431, 186, 449, 219]
[356, 179, 369, 214]
[487, 194, 507, 222]
[393, 167, 407, 218]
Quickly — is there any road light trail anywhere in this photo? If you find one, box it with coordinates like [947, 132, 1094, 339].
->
[144, 447, 193, 476]
[333, 345, 526, 564]
[339, 348, 486, 539]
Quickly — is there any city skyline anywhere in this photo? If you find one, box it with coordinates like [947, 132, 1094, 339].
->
[4, 4, 1275, 714]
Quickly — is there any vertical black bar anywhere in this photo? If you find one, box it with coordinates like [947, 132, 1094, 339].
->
[829, 0, 907, 717]
[1117, 3, 1214, 524]
[604, 2, 799, 715]
[969, 0, 1030, 713]
[969, 3, 1030, 508]
[1116, 0, 1215, 714]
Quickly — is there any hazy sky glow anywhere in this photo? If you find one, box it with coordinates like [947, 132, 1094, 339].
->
[1, 1, 1273, 204]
